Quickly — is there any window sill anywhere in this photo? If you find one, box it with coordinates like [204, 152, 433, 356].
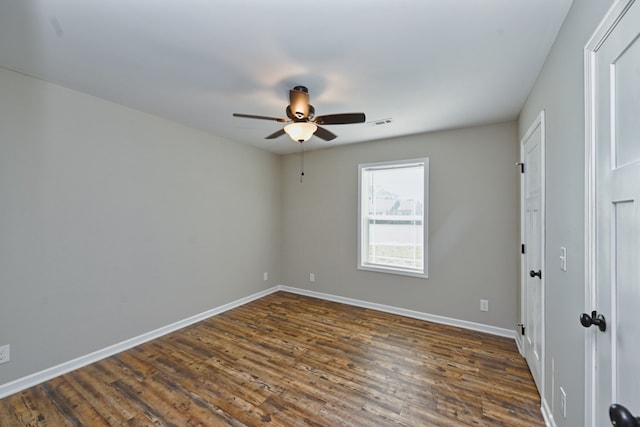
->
[358, 264, 428, 279]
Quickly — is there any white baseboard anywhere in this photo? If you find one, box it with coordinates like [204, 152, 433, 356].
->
[515, 331, 524, 355]
[0, 286, 280, 399]
[1, 284, 518, 399]
[277, 285, 516, 339]
[541, 396, 556, 427]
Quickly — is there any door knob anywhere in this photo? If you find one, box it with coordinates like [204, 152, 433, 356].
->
[580, 310, 607, 332]
[529, 270, 542, 279]
[610, 403, 640, 426]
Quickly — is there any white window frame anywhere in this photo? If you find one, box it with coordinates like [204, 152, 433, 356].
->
[357, 158, 429, 279]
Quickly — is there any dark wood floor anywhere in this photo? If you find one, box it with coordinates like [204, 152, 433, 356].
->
[0, 291, 544, 426]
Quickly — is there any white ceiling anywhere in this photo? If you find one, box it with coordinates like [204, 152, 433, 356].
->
[0, 0, 572, 155]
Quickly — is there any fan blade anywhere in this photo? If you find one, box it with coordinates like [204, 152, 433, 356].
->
[233, 113, 288, 123]
[314, 113, 366, 125]
[314, 126, 337, 141]
[265, 129, 286, 139]
[289, 89, 310, 119]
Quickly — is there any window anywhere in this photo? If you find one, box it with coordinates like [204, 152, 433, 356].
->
[358, 158, 429, 278]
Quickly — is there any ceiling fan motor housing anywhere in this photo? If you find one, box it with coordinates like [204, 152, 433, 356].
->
[287, 104, 315, 121]
[289, 86, 311, 119]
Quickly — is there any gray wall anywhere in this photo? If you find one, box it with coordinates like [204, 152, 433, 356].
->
[281, 122, 519, 330]
[518, 1, 613, 425]
[0, 67, 282, 385]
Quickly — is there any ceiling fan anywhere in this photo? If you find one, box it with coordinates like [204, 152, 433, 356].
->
[233, 86, 366, 143]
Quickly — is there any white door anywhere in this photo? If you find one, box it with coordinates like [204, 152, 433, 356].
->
[520, 111, 545, 395]
[586, 1, 640, 425]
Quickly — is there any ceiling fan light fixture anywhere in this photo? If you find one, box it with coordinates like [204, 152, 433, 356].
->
[284, 122, 317, 142]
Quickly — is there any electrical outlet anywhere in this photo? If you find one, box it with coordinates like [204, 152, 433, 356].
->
[309, 273, 315, 283]
[263, 272, 268, 281]
[0, 345, 10, 364]
[480, 299, 489, 312]
[560, 387, 567, 419]
[560, 247, 567, 271]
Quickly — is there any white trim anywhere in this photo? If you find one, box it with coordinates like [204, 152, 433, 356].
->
[1, 284, 519, 399]
[541, 397, 557, 427]
[584, 22, 598, 427]
[278, 286, 516, 339]
[515, 332, 524, 356]
[0, 287, 280, 399]
[583, 2, 635, 426]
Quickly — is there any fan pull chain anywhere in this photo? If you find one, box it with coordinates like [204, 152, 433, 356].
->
[299, 141, 305, 183]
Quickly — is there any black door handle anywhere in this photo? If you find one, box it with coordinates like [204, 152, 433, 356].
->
[610, 403, 640, 426]
[580, 310, 607, 332]
[529, 270, 542, 279]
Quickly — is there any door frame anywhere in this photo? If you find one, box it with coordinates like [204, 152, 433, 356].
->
[584, 1, 635, 425]
[519, 110, 546, 403]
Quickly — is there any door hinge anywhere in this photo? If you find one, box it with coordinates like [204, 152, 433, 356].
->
[516, 162, 525, 173]
[517, 323, 525, 335]
[521, 244, 525, 254]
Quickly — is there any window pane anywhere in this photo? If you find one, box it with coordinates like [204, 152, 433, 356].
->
[368, 221, 423, 268]
[359, 159, 427, 278]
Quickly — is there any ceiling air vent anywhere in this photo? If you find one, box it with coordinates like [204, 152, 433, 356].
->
[367, 118, 392, 127]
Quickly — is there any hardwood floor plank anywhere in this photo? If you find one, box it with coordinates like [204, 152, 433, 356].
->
[0, 291, 544, 426]
[64, 367, 139, 424]
[46, 376, 114, 426]
[1, 387, 57, 427]
[34, 386, 79, 427]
